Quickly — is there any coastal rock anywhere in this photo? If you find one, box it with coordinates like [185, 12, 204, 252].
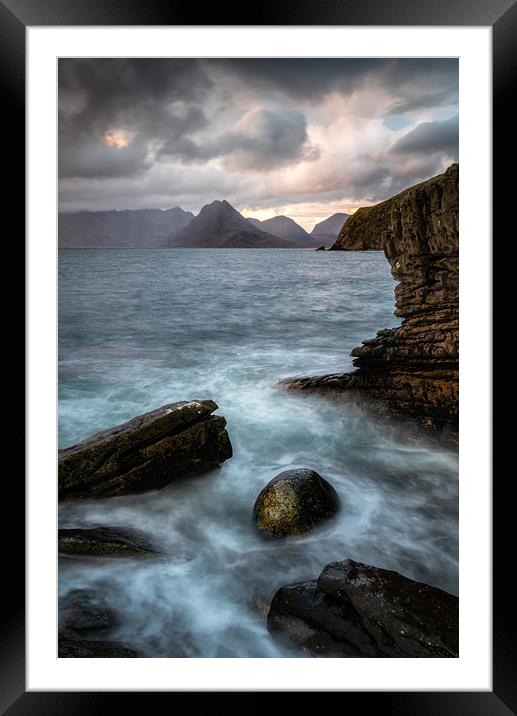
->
[252, 468, 340, 538]
[58, 634, 140, 658]
[286, 164, 459, 428]
[58, 526, 158, 556]
[60, 588, 118, 632]
[314, 245, 327, 251]
[58, 399, 233, 499]
[58, 527, 157, 557]
[267, 559, 458, 658]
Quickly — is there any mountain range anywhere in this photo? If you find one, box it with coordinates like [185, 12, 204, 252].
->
[247, 215, 316, 248]
[58, 207, 194, 248]
[58, 201, 349, 249]
[171, 200, 295, 248]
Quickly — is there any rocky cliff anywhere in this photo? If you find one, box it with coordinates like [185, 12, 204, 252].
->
[285, 164, 459, 428]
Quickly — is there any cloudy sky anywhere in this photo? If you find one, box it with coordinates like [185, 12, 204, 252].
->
[58, 58, 458, 230]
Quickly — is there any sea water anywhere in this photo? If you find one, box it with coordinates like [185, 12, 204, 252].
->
[58, 249, 458, 657]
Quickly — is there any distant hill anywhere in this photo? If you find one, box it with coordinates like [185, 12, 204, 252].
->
[170, 200, 295, 248]
[247, 215, 316, 247]
[58, 204, 353, 250]
[310, 213, 350, 247]
[59, 207, 194, 248]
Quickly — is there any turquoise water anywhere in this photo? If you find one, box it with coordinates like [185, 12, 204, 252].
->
[58, 249, 458, 657]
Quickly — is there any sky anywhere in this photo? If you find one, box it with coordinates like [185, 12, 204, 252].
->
[58, 58, 458, 231]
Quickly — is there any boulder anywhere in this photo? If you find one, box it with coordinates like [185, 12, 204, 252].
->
[314, 245, 327, 251]
[252, 468, 340, 538]
[60, 588, 118, 633]
[58, 526, 157, 556]
[58, 399, 232, 499]
[268, 559, 458, 658]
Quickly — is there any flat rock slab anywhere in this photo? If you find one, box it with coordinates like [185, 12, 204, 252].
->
[268, 559, 458, 658]
[58, 399, 233, 499]
[58, 635, 140, 658]
[58, 526, 158, 556]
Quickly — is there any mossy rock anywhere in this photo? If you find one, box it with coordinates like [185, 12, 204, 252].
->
[252, 469, 340, 538]
[58, 399, 233, 499]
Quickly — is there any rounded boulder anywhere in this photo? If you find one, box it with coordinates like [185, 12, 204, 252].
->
[252, 468, 340, 538]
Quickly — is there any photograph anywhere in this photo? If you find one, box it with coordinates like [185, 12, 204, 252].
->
[57, 57, 460, 659]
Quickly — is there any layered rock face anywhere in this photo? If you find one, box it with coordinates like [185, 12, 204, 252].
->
[286, 164, 459, 428]
[58, 400, 232, 499]
[268, 559, 458, 658]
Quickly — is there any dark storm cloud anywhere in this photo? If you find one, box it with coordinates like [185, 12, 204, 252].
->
[58, 57, 458, 215]
[390, 114, 459, 158]
[160, 108, 317, 170]
[58, 58, 212, 134]
[212, 58, 458, 108]
[59, 59, 212, 178]
[59, 57, 458, 178]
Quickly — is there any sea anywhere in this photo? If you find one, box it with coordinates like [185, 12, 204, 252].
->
[58, 248, 458, 657]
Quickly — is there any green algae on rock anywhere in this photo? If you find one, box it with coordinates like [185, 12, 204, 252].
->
[252, 468, 340, 538]
[58, 399, 233, 499]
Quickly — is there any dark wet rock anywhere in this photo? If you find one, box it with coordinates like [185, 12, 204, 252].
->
[314, 245, 327, 251]
[285, 164, 459, 429]
[268, 580, 372, 657]
[58, 634, 140, 658]
[58, 526, 158, 556]
[58, 399, 233, 499]
[252, 468, 340, 538]
[60, 589, 118, 633]
[267, 559, 458, 658]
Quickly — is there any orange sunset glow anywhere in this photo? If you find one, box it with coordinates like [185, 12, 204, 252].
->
[104, 132, 129, 148]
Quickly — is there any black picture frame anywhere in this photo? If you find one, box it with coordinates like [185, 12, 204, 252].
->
[7, 0, 511, 712]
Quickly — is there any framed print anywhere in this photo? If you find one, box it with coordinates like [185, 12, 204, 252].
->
[6, 0, 511, 711]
